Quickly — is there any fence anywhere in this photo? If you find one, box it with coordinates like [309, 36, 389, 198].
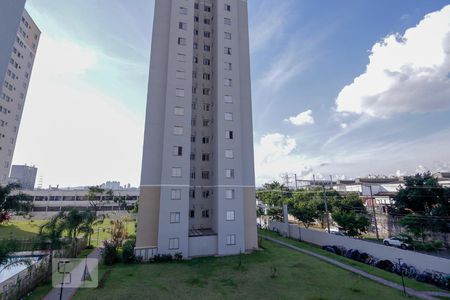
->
[268, 220, 450, 274]
[0, 238, 87, 300]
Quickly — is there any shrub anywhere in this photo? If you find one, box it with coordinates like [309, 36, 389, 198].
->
[122, 239, 136, 263]
[174, 252, 183, 261]
[102, 240, 119, 265]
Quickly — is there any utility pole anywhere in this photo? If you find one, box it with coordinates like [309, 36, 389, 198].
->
[322, 184, 331, 233]
[369, 185, 379, 240]
[294, 174, 298, 190]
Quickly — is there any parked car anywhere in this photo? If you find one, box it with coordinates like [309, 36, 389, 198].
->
[383, 236, 411, 249]
[325, 228, 347, 236]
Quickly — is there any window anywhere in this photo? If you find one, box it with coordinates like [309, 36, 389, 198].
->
[226, 234, 236, 245]
[172, 167, 182, 177]
[203, 103, 210, 111]
[202, 153, 210, 161]
[193, 42, 198, 49]
[224, 62, 232, 70]
[224, 78, 232, 87]
[203, 73, 210, 80]
[204, 5, 211, 12]
[171, 189, 181, 200]
[203, 58, 210, 65]
[224, 18, 231, 25]
[202, 171, 209, 179]
[178, 37, 186, 45]
[169, 238, 179, 250]
[204, 19, 211, 25]
[179, 7, 187, 15]
[194, 16, 199, 22]
[226, 211, 235, 221]
[190, 153, 195, 160]
[190, 209, 195, 218]
[204, 31, 210, 38]
[225, 130, 233, 139]
[176, 70, 185, 79]
[170, 212, 180, 223]
[177, 53, 186, 62]
[176, 88, 185, 97]
[202, 209, 210, 218]
[179, 22, 187, 30]
[202, 190, 210, 198]
[224, 32, 232, 40]
[173, 126, 184, 135]
[190, 189, 195, 198]
[191, 171, 196, 179]
[224, 4, 231, 11]
[194, 29, 198, 36]
[202, 136, 210, 144]
[225, 149, 234, 159]
[203, 88, 210, 95]
[191, 135, 196, 143]
[224, 112, 233, 121]
[193, 56, 198, 63]
[224, 95, 233, 103]
[203, 119, 210, 127]
[225, 169, 235, 178]
[173, 146, 183, 156]
[174, 106, 185, 115]
[194, 3, 199, 9]
[204, 45, 210, 52]
[225, 189, 235, 200]
[224, 47, 232, 55]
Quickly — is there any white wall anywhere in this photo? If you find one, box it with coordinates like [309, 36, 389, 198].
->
[189, 235, 217, 257]
[268, 220, 450, 274]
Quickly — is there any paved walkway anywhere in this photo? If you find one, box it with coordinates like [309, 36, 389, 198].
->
[261, 235, 449, 300]
[43, 248, 102, 300]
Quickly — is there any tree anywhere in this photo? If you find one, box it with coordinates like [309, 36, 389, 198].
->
[256, 181, 289, 207]
[267, 207, 283, 222]
[110, 219, 127, 247]
[288, 199, 318, 228]
[0, 183, 33, 224]
[82, 210, 104, 247]
[87, 186, 106, 216]
[393, 172, 450, 236]
[59, 209, 90, 256]
[331, 192, 370, 236]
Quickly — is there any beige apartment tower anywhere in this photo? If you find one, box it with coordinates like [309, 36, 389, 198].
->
[0, 6, 40, 185]
[136, 0, 257, 259]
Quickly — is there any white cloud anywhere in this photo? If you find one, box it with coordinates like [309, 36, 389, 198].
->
[340, 123, 348, 129]
[249, 2, 288, 54]
[285, 109, 315, 126]
[335, 5, 450, 118]
[13, 34, 144, 187]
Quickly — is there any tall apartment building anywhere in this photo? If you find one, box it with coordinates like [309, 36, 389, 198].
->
[136, 0, 257, 259]
[9, 164, 37, 190]
[0, 8, 40, 184]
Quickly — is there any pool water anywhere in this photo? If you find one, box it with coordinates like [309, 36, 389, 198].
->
[0, 256, 42, 283]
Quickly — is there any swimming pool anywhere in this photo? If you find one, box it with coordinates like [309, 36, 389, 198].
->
[0, 255, 44, 284]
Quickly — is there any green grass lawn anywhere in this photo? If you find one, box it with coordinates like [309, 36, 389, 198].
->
[0, 220, 46, 239]
[0, 219, 136, 246]
[260, 230, 444, 293]
[73, 239, 413, 300]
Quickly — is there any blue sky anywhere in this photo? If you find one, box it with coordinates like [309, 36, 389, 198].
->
[12, 0, 450, 187]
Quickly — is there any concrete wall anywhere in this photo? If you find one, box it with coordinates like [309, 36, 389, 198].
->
[268, 220, 450, 274]
[189, 235, 217, 257]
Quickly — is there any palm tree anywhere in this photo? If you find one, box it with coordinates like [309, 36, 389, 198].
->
[59, 209, 89, 257]
[81, 210, 104, 247]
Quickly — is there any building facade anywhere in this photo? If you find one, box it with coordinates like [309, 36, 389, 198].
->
[136, 0, 257, 259]
[9, 164, 37, 189]
[0, 8, 40, 184]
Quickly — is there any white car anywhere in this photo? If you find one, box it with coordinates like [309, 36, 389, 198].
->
[383, 236, 411, 249]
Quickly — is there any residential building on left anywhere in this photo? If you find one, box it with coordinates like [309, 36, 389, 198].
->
[0, 3, 40, 185]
